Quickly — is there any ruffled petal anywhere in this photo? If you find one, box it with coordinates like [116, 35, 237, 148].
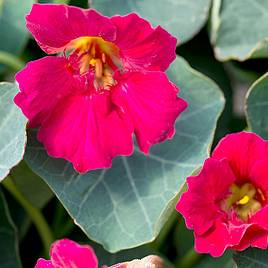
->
[15, 56, 79, 128]
[195, 220, 247, 257]
[38, 92, 133, 173]
[26, 4, 116, 54]
[232, 225, 268, 251]
[50, 239, 98, 268]
[176, 158, 236, 236]
[35, 259, 54, 268]
[212, 132, 268, 182]
[112, 71, 187, 154]
[112, 13, 177, 72]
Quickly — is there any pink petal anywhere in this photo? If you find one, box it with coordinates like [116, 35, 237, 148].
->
[250, 158, 268, 199]
[112, 71, 187, 154]
[176, 158, 236, 235]
[212, 132, 268, 182]
[195, 220, 247, 257]
[250, 206, 268, 231]
[38, 92, 133, 173]
[35, 259, 54, 268]
[15, 56, 80, 128]
[50, 239, 98, 268]
[232, 225, 268, 251]
[26, 4, 116, 54]
[112, 13, 177, 72]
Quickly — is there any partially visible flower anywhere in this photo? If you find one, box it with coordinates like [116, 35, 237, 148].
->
[15, 4, 187, 173]
[176, 132, 268, 256]
[108, 255, 163, 268]
[35, 239, 163, 268]
[35, 239, 97, 268]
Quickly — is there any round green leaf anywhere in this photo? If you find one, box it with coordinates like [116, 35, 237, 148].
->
[0, 83, 27, 181]
[0, 188, 22, 268]
[92, 0, 211, 44]
[246, 73, 268, 138]
[25, 56, 224, 252]
[210, 0, 268, 61]
[0, 0, 34, 56]
[237, 74, 268, 268]
[233, 248, 268, 268]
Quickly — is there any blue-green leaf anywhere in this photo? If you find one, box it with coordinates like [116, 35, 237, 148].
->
[210, 0, 268, 61]
[0, 83, 27, 181]
[246, 72, 268, 138]
[0, 0, 34, 57]
[92, 0, 211, 44]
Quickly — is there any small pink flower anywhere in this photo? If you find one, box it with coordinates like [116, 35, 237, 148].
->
[35, 239, 98, 268]
[35, 239, 163, 268]
[176, 132, 268, 256]
[15, 4, 187, 173]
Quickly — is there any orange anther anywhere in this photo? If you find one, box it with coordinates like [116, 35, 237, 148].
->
[94, 59, 103, 79]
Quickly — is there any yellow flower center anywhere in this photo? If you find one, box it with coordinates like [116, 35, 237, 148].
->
[224, 183, 265, 221]
[66, 36, 121, 90]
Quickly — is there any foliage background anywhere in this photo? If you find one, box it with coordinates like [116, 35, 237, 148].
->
[0, 0, 267, 267]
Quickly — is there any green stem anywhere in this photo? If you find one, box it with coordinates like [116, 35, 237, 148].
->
[0, 51, 24, 71]
[175, 248, 203, 268]
[3, 176, 54, 255]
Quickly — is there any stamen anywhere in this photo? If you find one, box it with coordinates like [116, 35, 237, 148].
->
[94, 59, 103, 79]
[237, 195, 250, 205]
[66, 36, 120, 90]
[80, 54, 90, 74]
[258, 188, 266, 201]
[224, 182, 265, 221]
[101, 53, 106, 63]
[90, 43, 96, 58]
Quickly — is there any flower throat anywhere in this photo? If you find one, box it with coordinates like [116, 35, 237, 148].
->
[66, 36, 121, 91]
[224, 182, 265, 221]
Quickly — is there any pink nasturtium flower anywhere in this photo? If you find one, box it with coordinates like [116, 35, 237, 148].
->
[15, 4, 187, 173]
[177, 132, 268, 256]
[35, 239, 163, 268]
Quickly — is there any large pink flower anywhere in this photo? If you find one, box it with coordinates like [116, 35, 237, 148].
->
[15, 4, 187, 173]
[176, 132, 268, 256]
[35, 239, 163, 268]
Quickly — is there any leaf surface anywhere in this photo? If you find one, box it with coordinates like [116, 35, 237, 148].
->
[92, 0, 211, 44]
[0, 83, 27, 181]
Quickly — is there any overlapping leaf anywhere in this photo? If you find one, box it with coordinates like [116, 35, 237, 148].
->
[233, 248, 268, 268]
[92, 0, 211, 44]
[25, 56, 224, 252]
[0, 188, 22, 268]
[246, 72, 268, 138]
[210, 0, 268, 61]
[0, 83, 27, 181]
[240, 73, 268, 267]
